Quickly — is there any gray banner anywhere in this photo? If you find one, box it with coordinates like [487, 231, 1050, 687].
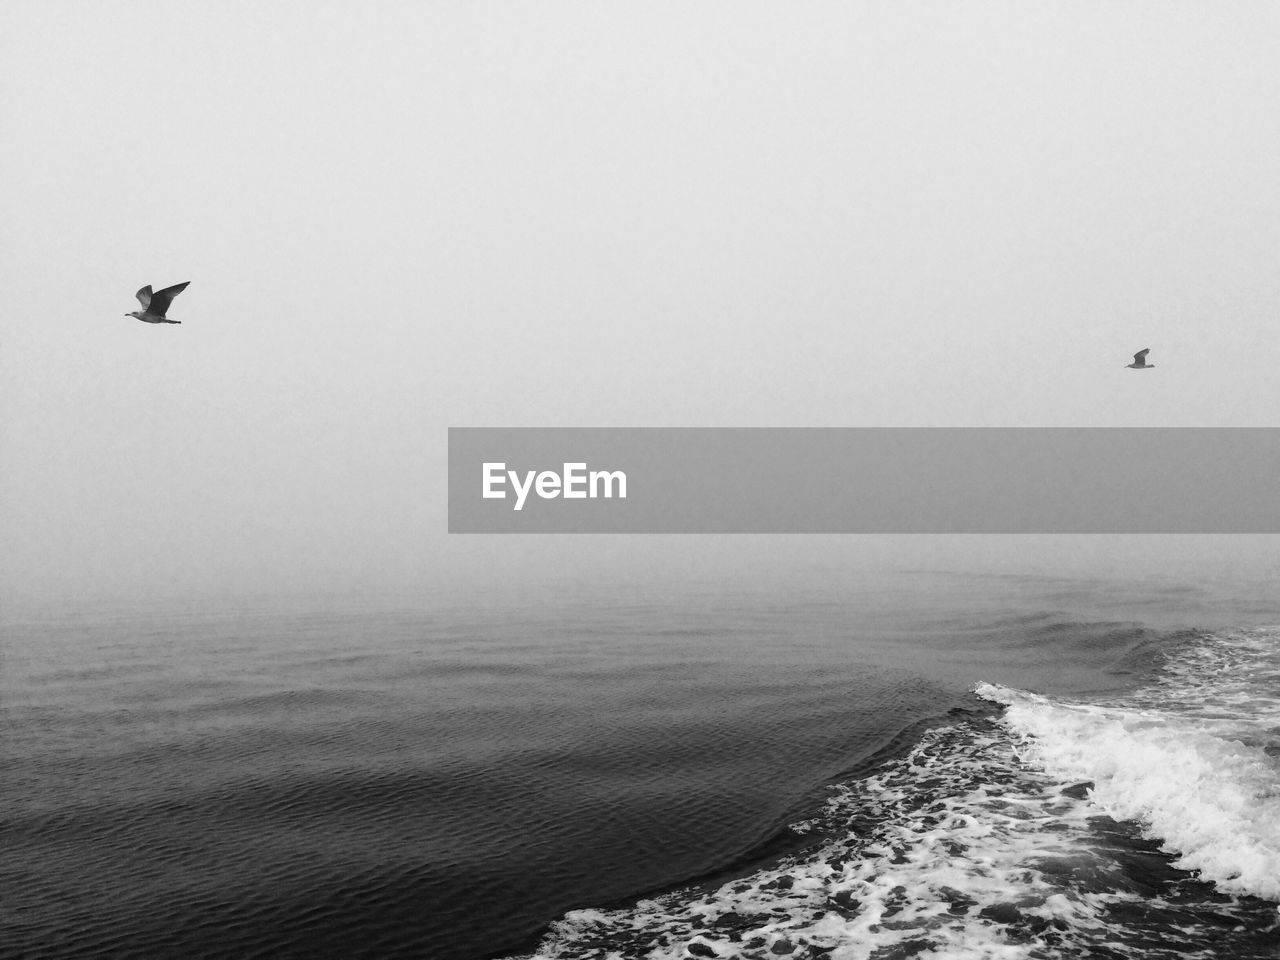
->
[448, 428, 1280, 533]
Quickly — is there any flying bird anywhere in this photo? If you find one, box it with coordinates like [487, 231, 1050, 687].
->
[1125, 348, 1154, 369]
[127, 282, 190, 324]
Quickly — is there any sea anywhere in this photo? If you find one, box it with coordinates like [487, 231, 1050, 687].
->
[3, 570, 1278, 959]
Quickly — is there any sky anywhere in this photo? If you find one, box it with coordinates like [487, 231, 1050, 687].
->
[3, 1, 1279, 602]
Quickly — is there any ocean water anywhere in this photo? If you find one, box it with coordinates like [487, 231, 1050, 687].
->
[2, 572, 1278, 959]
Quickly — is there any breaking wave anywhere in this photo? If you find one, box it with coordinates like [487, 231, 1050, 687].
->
[523, 629, 1280, 959]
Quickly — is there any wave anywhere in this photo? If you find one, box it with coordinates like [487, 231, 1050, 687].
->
[522, 628, 1280, 959]
[977, 628, 1280, 903]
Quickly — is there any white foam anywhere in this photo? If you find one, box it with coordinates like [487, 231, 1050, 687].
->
[978, 644, 1280, 902]
[524, 631, 1280, 958]
[527, 722, 1220, 959]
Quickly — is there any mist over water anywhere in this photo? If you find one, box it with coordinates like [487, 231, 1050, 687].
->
[6, 3, 1280, 956]
[4, 570, 1277, 958]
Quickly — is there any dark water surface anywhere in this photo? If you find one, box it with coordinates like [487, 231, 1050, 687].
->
[3, 573, 1277, 958]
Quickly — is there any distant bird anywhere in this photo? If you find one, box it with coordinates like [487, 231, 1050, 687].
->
[127, 282, 190, 324]
[1125, 348, 1154, 369]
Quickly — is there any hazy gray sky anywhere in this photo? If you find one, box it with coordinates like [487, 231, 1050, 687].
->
[3, 2, 1279, 600]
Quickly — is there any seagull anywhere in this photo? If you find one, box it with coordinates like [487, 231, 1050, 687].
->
[1125, 348, 1154, 369]
[127, 282, 190, 324]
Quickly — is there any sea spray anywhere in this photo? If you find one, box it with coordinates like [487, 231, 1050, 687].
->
[526, 630, 1280, 959]
[978, 683, 1280, 901]
[977, 630, 1280, 904]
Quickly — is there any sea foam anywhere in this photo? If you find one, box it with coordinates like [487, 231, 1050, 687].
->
[977, 646, 1280, 903]
[525, 630, 1280, 959]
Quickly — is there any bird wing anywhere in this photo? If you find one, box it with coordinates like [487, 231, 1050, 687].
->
[1133, 349, 1149, 363]
[135, 285, 153, 310]
[148, 281, 190, 317]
